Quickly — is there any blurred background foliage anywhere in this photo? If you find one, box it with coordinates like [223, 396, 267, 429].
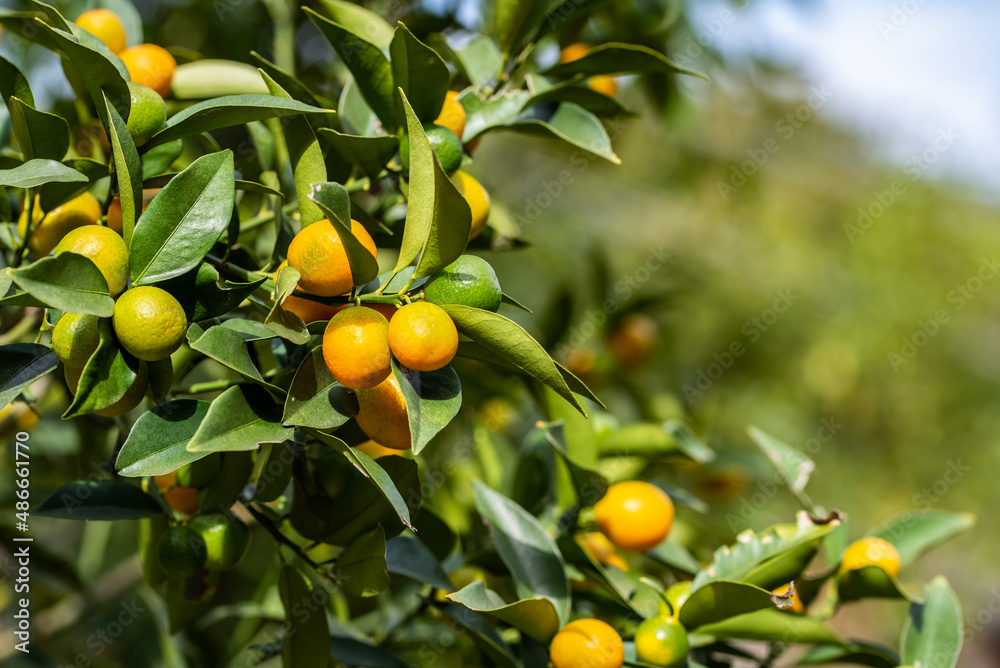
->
[1, 0, 996, 665]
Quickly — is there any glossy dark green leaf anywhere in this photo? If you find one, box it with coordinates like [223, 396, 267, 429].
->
[130, 150, 235, 285]
[390, 23, 449, 124]
[187, 385, 293, 453]
[679, 580, 778, 630]
[471, 480, 570, 625]
[449, 580, 561, 642]
[511, 103, 620, 163]
[279, 565, 331, 668]
[495, 0, 549, 56]
[392, 361, 461, 455]
[9, 97, 68, 161]
[0, 343, 57, 410]
[385, 534, 453, 591]
[695, 609, 845, 645]
[308, 182, 379, 285]
[900, 577, 962, 668]
[524, 77, 629, 117]
[116, 400, 212, 476]
[148, 95, 334, 147]
[142, 139, 184, 180]
[10, 253, 113, 316]
[800, 642, 899, 668]
[186, 322, 280, 386]
[262, 72, 326, 226]
[544, 42, 707, 80]
[306, 8, 395, 130]
[103, 90, 143, 245]
[443, 305, 586, 415]
[461, 89, 530, 140]
[32, 20, 131, 122]
[0, 159, 86, 188]
[437, 602, 518, 668]
[869, 510, 975, 568]
[318, 128, 397, 181]
[0, 54, 34, 107]
[265, 263, 311, 345]
[316, 0, 394, 48]
[283, 348, 353, 430]
[32, 481, 163, 520]
[338, 525, 389, 597]
[329, 637, 408, 668]
[394, 90, 471, 278]
[62, 320, 140, 418]
[160, 263, 266, 321]
[39, 158, 106, 211]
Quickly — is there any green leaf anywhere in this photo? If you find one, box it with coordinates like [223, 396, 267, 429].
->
[186, 325, 276, 390]
[693, 518, 841, 591]
[279, 565, 331, 668]
[32, 20, 131, 122]
[318, 128, 397, 181]
[694, 609, 845, 645]
[32, 481, 163, 520]
[62, 320, 139, 418]
[648, 539, 702, 575]
[282, 348, 353, 430]
[170, 59, 270, 99]
[436, 602, 518, 668]
[141, 139, 183, 181]
[544, 43, 707, 80]
[900, 576, 962, 668]
[9, 254, 113, 317]
[385, 534, 453, 591]
[262, 73, 326, 226]
[495, 0, 549, 56]
[869, 510, 975, 568]
[187, 385, 293, 453]
[800, 642, 899, 668]
[0, 343, 57, 411]
[306, 8, 396, 130]
[471, 480, 571, 625]
[536, 0, 613, 39]
[308, 182, 379, 285]
[148, 95, 334, 147]
[448, 580, 561, 642]
[461, 89, 531, 140]
[159, 263, 266, 321]
[390, 23, 450, 124]
[329, 637, 408, 668]
[748, 425, 814, 496]
[0, 54, 34, 107]
[679, 580, 778, 630]
[535, 420, 608, 505]
[9, 97, 69, 161]
[837, 565, 918, 602]
[130, 150, 235, 285]
[524, 76, 629, 117]
[103, 90, 142, 245]
[338, 526, 389, 597]
[453, 35, 503, 88]
[392, 361, 462, 455]
[0, 159, 86, 188]
[600, 421, 713, 461]
[316, 0, 394, 48]
[511, 103, 620, 163]
[443, 305, 586, 416]
[394, 91, 472, 277]
[116, 400, 212, 477]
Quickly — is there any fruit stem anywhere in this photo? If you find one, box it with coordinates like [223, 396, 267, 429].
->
[12, 188, 37, 267]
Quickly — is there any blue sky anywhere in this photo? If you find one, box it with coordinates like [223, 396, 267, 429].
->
[685, 0, 1000, 201]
